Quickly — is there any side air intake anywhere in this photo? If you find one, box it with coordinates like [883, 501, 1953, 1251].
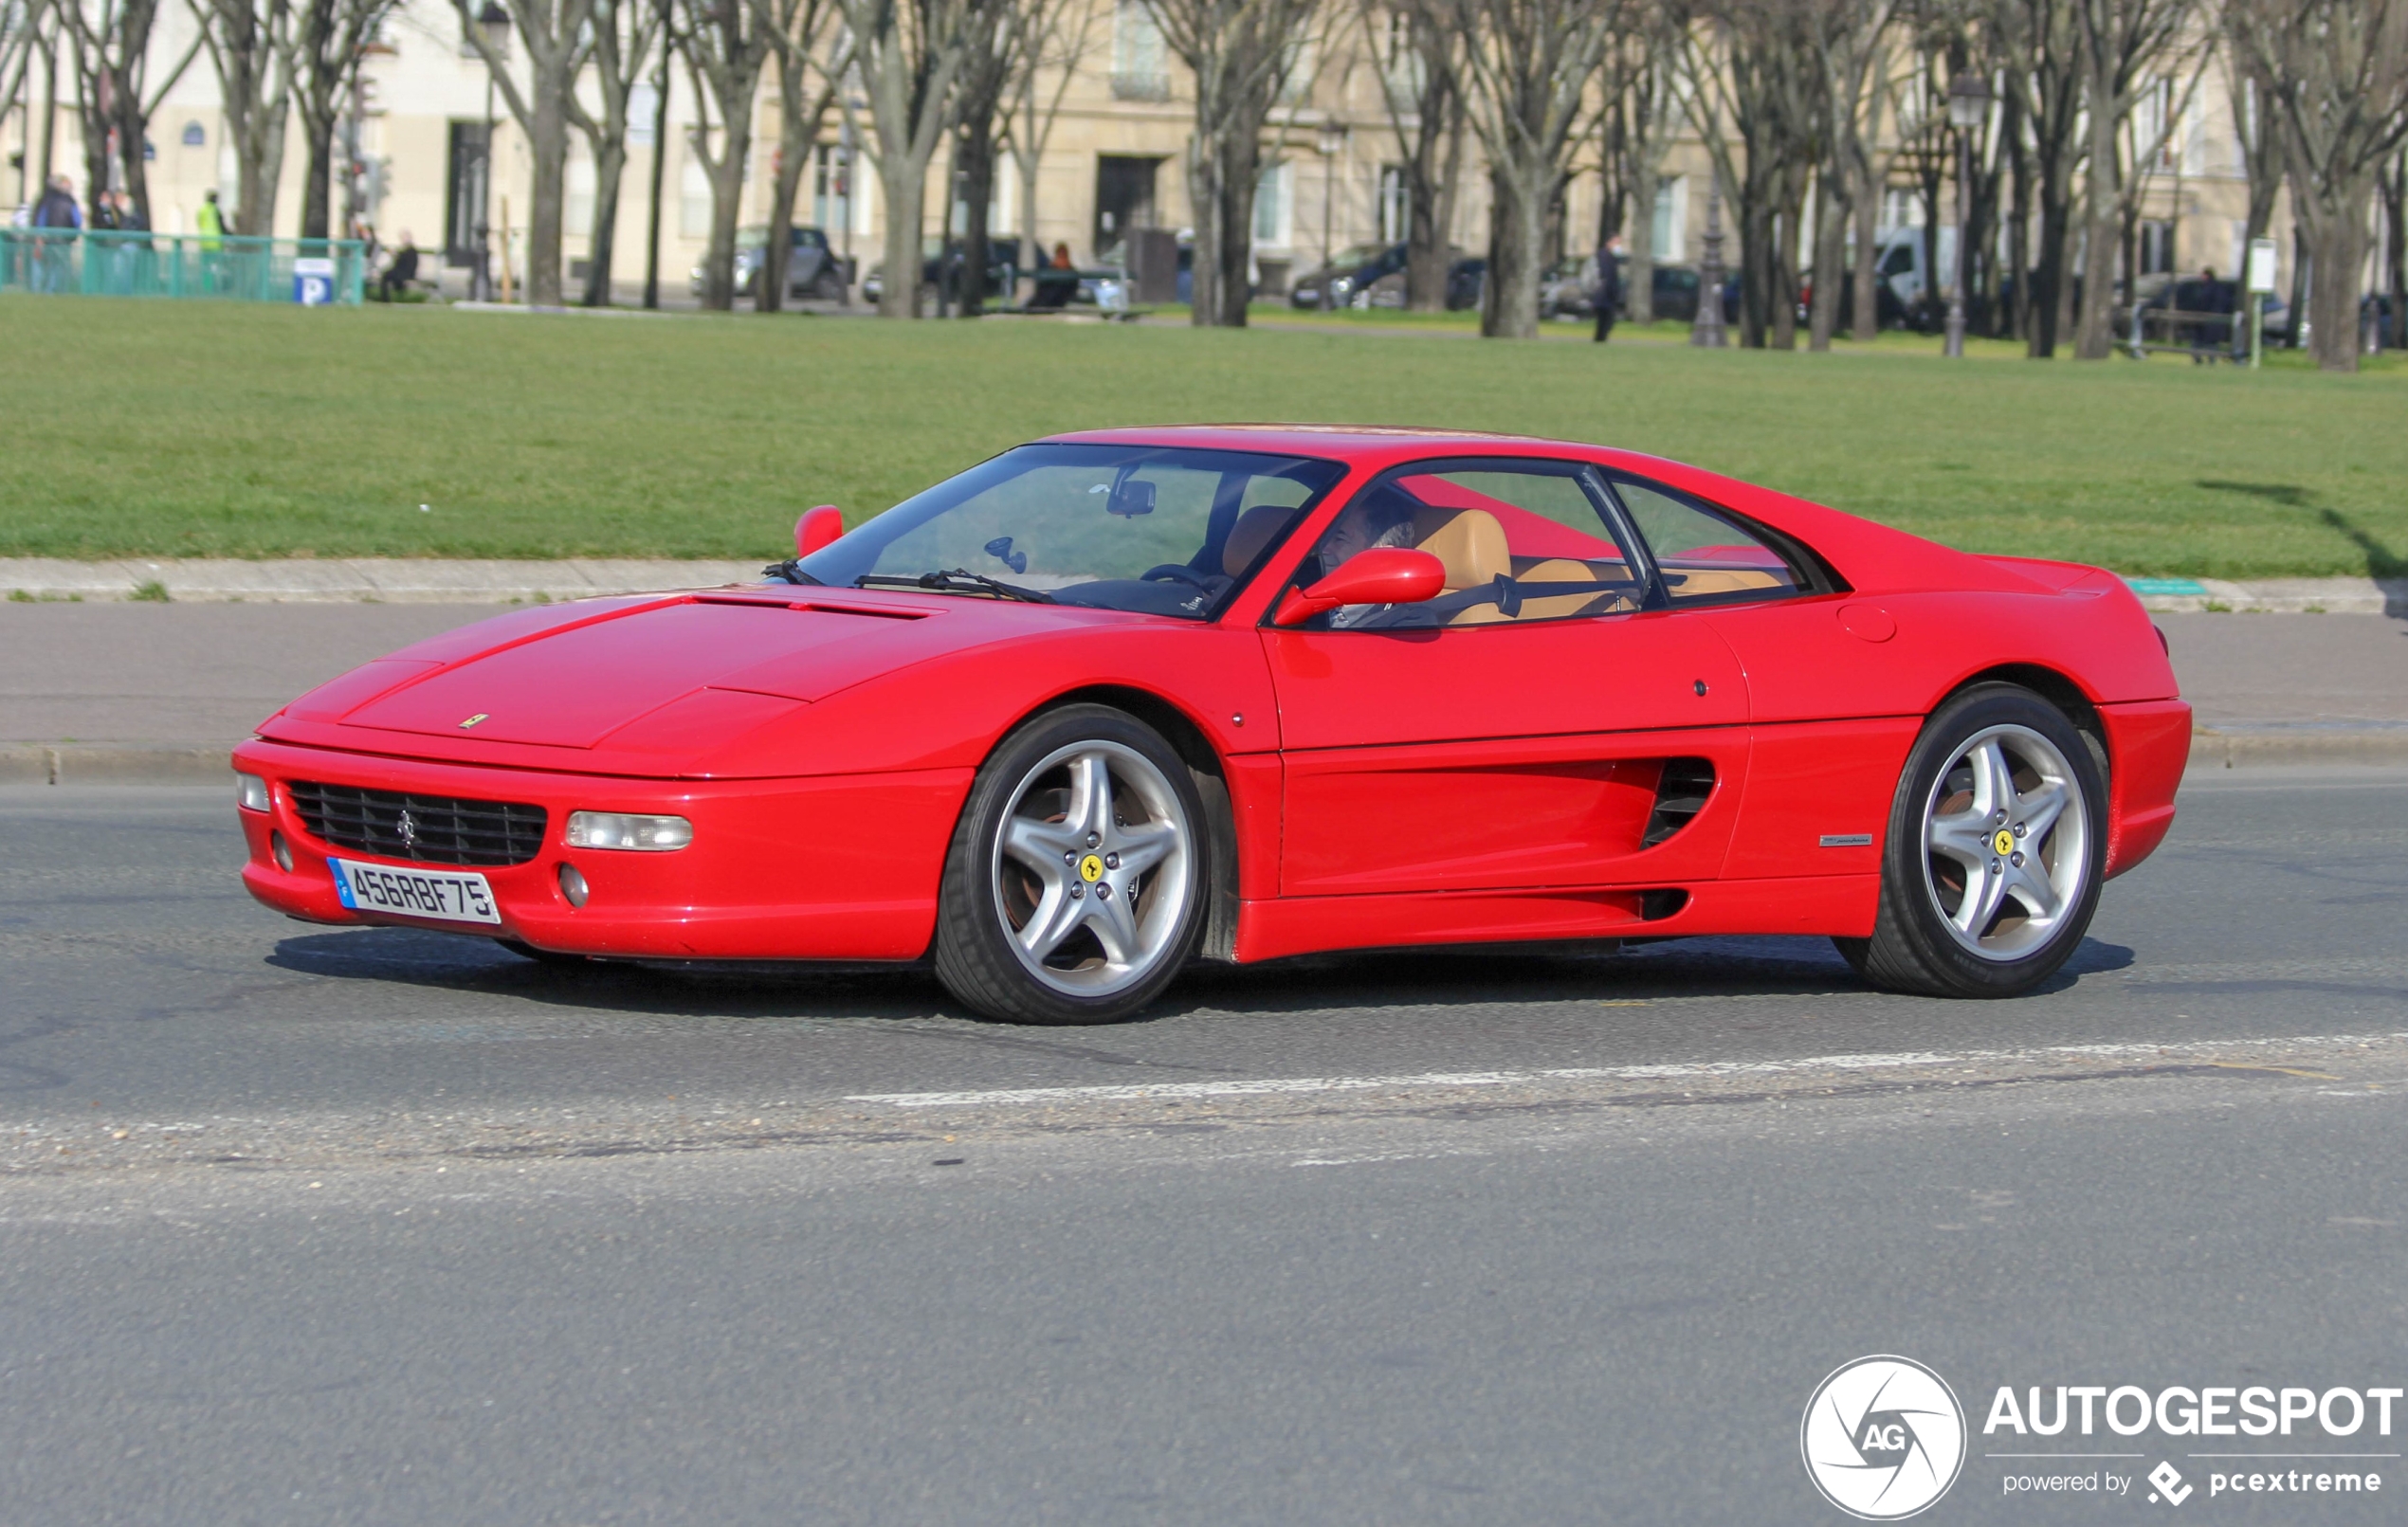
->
[1642, 757, 1717, 848]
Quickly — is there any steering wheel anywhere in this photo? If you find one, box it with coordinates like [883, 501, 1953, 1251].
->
[1140, 563, 1213, 588]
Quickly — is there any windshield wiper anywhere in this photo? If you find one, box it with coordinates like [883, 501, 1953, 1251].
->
[855, 569, 1056, 604]
[760, 558, 824, 586]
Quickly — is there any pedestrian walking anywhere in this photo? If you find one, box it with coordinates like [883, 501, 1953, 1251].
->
[28, 174, 80, 293]
[1592, 236, 1624, 344]
[196, 189, 228, 292]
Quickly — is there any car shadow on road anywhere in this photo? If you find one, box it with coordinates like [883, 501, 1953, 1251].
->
[265, 927, 2137, 1026]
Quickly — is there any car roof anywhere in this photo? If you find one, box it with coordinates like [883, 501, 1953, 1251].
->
[1042, 424, 1577, 462]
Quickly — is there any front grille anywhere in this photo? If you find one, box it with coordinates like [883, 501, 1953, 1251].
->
[290, 781, 548, 867]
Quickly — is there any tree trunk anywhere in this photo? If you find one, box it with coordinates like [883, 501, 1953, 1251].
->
[1851, 157, 1879, 340]
[703, 116, 753, 310]
[2073, 100, 2121, 358]
[1402, 87, 1463, 312]
[1184, 121, 1257, 328]
[643, 31, 669, 308]
[584, 137, 626, 305]
[1808, 170, 1844, 350]
[300, 115, 334, 237]
[876, 150, 927, 318]
[525, 84, 567, 305]
[957, 118, 995, 316]
[760, 142, 806, 312]
[1628, 160, 1656, 323]
[2303, 185, 2372, 371]
[1481, 165, 1545, 338]
[1739, 162, 1776, 348]
[1769, 172, 1802, 349]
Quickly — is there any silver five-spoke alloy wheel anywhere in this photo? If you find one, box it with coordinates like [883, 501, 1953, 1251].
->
[990, 740, 1195, 998]
[1919, 722, 2090, 960]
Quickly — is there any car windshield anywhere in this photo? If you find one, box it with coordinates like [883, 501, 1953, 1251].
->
[1327, 244, 1392, 269]
[795, 444, 1349, 620]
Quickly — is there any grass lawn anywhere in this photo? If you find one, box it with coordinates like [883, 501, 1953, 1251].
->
[2, 294, 2401, 578]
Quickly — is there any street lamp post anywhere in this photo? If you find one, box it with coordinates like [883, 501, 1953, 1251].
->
[1690, 173, 1726, 348]
[1944, 71, 1990, 359]
[1318, 121, 1345, 312]
[472, 3, 509, 303]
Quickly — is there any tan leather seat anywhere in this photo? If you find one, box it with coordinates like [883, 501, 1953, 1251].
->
[1412, 508, 1513, 625]
[1223, 502, 1303, 576]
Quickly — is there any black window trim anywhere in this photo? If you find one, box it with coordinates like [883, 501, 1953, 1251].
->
[1263, 451, 1661, 631]
[1592, 467, 1849, 609]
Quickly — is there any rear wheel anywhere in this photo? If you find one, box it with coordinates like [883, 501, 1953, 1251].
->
[1836, 683, 2105, 997]
[932, 705, 1207, 1024]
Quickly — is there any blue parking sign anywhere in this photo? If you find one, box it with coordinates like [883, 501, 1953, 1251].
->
[293, 256, 335, 305]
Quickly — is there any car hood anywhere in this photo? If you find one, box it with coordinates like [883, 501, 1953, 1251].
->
[259, 589, 1105, 773]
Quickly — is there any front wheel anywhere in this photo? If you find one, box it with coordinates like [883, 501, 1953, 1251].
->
[1836, 683, 2107, 998]
[932, 705, 1208, 1024]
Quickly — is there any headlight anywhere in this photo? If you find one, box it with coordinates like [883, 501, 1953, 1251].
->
[565, 811, 693, 851]
[236, 773, 271, 812]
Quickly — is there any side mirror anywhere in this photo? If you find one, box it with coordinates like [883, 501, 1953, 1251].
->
[794, 504, 844, 558]
[1271, 547, 1447, 627]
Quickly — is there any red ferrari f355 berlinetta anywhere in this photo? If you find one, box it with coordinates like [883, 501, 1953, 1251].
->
[235, 427, 2189, 1024]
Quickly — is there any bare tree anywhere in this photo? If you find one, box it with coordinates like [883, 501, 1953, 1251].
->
[1146, 0, 1322, 326]
[755, 0, 840, 310]
[677, 0, 776, 308]
[568, 0, 661, 303]
[947, 0, 1015, 313]
[2069, 0, 2199, 357]
[1804, 0, 1894, 349]
[1680, 0, 1823, 348]
[1440, 0, 1618, 336]
[843, 0, 983, 318]
[1362, 0, 1467, 310]
[1001, 0, 1097, 278]
[2229, 0, 2408, 370]
[191, 0, 292, 233]
[453, 0, 596, 304]
[283, 0, 396, 238]
[1608, 26, 1682, 325]
[62, 0, 202, 227]
[1991, 0, 2083, 353]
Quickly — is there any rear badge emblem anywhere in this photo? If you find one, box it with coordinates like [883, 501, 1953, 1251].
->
[459, 713, 489, 729]
[1818, 833, 1873, 847]
[1078, 854, 1105, 883]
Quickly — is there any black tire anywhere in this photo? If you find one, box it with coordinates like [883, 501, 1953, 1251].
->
[810, 270, 847, 303]
[932, 705, 1211, 1025]
[1836, 682, 2107, 998]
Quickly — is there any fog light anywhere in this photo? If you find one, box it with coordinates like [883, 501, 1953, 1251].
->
[270, 830, 294, 873]
[565, 810, 693, 851]
[557, 863, 590, 908]
[236, 773, 271, 812]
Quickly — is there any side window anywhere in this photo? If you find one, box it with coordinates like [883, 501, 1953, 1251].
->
[1609, 477, 1807, 606]
[1287, 461, 1647, 630]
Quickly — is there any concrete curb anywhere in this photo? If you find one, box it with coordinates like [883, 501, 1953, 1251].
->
[2126, 576, 2407, 615]
[7, 560, 2403, 611]
[1, 558, 768, 604]
[9, 732, 2408, 787]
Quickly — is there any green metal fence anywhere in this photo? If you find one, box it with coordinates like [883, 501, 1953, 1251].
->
[0, 229, 367, 304]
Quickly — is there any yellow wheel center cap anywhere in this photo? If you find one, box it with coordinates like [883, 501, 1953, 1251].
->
[1079, 854, 1105, 883]
[1993, 829, 2016, 856]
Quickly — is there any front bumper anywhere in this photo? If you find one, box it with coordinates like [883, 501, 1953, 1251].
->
[233, 738, 973, 961]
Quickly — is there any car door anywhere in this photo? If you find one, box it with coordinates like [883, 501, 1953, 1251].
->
[1263, 457, 1750, 900]
[1600, 470, 1917, 885]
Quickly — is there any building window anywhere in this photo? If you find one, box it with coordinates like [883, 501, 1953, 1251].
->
[1253, 160, 1292, 247]
[1377, 165, 1409, 243]
[181, 121, 207, 148]
[1111, 0, 1169, 100]
[2139, 219, 2175, 276]
[566, 153, 595, 232]
[681, 145, 713, 238]
[1880, 187, 1923, 230]
[1651, 178, 1685, 262]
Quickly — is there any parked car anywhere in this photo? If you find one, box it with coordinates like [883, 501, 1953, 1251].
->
[236, 425, 2187, 1025]
[1288, 242, 1408, 308]
[687, 225, 846, 302]
[863, 240, 1025, 307]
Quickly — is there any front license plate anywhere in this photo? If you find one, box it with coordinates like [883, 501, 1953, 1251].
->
[329, 857, 502, 926]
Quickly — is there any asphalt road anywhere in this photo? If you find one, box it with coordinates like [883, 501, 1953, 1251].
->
[3, 768, 2404, 1525]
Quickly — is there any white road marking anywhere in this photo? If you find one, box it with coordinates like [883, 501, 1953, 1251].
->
[843, 1032, 2408, 1110]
